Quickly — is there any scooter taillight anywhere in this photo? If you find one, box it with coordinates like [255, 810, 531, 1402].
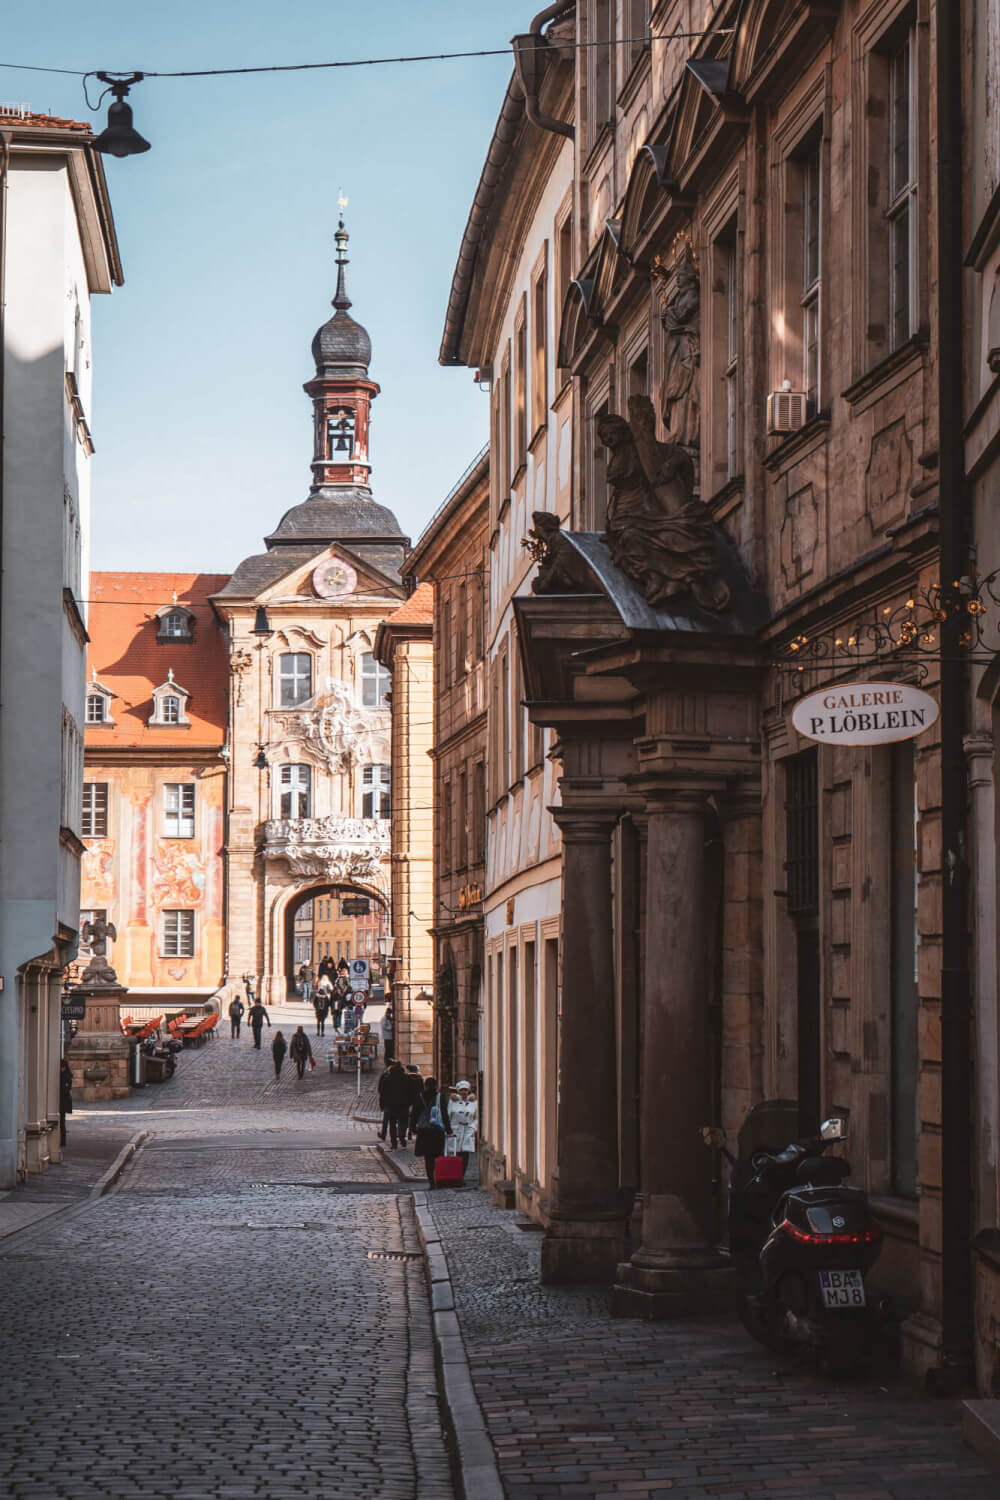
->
[777, 1219, 881, 1247]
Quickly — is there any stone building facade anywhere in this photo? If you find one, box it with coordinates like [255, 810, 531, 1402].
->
[374, 586, 435, 1072]
[214, 217, 406, 1010]
[0, 111, 121, 1185]
[441, 0, 999, 1385]
[81, 573, 229, 1001]
[404, 449, 490, 1089]
[439, 20, 575, 1209]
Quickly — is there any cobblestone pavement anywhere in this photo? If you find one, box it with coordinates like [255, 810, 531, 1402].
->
[0, 1038, 454, 1500]
[428, 1191, 996, 1500]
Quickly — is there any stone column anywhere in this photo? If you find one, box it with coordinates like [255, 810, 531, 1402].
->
[542, 809, 628, 1284]
[612, 789, 729, 1316]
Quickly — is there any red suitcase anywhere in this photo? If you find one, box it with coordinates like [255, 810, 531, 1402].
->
[434, 1154, 464, 1186]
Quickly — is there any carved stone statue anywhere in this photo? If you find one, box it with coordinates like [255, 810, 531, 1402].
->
[527, 512, 598, 595]
[597, 395, 730, 612]
[652, 240, 700, 454]
[80, 914, 119, 986]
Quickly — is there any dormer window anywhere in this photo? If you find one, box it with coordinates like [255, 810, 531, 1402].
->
[149, 669, 191, 727]
[156, 603, 194, 642]
[85, 669, 114, 726]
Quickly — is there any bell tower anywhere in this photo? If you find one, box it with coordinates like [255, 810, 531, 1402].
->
[303, 207, 380, 492]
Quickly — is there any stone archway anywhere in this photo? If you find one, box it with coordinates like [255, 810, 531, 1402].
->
[277, 880, 388, 1000]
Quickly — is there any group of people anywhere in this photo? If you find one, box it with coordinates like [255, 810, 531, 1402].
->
[297, 959, 373, 1040]
[377, 1064, 478, 1188]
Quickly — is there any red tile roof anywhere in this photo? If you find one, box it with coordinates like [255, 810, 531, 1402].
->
[2, 110, 91, 132]
[86, 573, 231, 748]
[383, 582, 434, 627]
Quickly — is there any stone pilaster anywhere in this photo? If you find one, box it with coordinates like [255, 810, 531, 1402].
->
[541, 808, 629, 1284]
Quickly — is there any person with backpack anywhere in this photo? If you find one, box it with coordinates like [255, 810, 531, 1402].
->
[289, 1025, 313, 1079]
[228, 995, 245, 1039]
[411, 1076, 450, 1189]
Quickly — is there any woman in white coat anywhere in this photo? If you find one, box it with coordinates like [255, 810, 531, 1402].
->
[449, 1081, 478, 1177]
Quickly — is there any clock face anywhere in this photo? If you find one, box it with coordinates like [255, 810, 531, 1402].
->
[312, 557, 358, 599]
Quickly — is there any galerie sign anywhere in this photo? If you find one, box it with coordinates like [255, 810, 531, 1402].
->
[791, 681, 939, 747]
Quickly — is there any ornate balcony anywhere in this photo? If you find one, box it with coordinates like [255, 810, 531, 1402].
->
[262, 814, 390, 880]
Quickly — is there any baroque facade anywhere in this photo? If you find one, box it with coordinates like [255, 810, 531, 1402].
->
[404, 449, 490, 1090]
[213, 215, 406, 1012]
[0, 111, 121, 1185]
[441, 0, 1000, 1390]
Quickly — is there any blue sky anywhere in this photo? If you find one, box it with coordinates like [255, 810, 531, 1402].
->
[2, 1, 527, 572]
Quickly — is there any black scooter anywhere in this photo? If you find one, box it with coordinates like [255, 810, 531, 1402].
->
[711, 1101, 883, 1374]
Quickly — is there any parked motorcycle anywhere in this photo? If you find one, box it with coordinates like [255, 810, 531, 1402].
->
[712, 1101, 884, 1374]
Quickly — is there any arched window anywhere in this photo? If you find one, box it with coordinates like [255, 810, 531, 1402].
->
[280, 763, 312, 819]
[362, 763, 391, 819]
[279, 653, 313, 707]
[361, 653, 390, 708]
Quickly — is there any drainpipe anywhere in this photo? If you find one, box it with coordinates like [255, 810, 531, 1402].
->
[512, 1, 575, 141]
[931, 0, 972, 1393]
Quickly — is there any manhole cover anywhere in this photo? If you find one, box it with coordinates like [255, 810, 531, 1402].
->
[366, 1250, 421, 1262]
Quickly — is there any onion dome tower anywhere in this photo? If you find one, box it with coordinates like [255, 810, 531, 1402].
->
[261, 211, 406, 565]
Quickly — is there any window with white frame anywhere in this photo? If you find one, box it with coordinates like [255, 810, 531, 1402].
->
[149, 671, 191, 726]
[279, 763, 312, 819]
[163, 783, 195, 838]
[279, 653, 313, 707]
[362, 763, 390, 819]
[81, 782, 108, 838]
[158, 610, 192, 640]
[162, 696, 180, 723]
[87, 693, 108, 724]
[162, 909, 195, 958]
[887, 27, 916, 352]
[360, 653, 390, 708]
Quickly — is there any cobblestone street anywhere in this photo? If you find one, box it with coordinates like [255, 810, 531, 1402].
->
[2, 1027, 997, 1498]
[0, 1023, 453, 1500]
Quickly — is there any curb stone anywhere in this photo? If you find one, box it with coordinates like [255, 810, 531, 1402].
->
[412, 1189, 506, 1500]
[88, 1130, 148, 1199]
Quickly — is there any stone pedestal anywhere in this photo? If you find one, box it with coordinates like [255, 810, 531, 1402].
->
[542, 810, 628, 1284]
[67, 975, 131, 1103]
[613, 791, 731, 1317]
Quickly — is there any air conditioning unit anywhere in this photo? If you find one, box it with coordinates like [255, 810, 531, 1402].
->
[767, 381, 808, 435]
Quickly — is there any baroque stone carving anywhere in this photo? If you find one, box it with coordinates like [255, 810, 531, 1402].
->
[79, 914, 119, 986]
[597, 395, 730, 612]
[262, 813, 390, 879]
[273, 677, 387, 774]
[527, 512, 599, 595]
[652, 236, 700, 454]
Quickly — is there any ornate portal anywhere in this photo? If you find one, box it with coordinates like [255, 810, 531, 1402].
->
[262, 813, 390, 879]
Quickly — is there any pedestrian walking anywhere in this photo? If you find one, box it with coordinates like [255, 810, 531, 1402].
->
[380, 1003, 395, 1063]
[412, 1076, 449, 1189]
[289, 1026, 313, 1079]
[381, 1061, 411, 1149]
[247, 999, 271, 1050]
[376, 1063, 390, 1141]
[243, 972, 256, 1004]
[403, 1064, 423, 1144]
[318, 955, 336, 984]
[299, 961, 314, 1004]
[272, 1030, 287, 1079]
[313, 990, 329, 1036]
[228, 996, 245, 1039]
[448, 1080, 478, 1178]
[59, 1058, 73, 1147]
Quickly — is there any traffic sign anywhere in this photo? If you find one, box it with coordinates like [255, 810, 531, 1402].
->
[349, 958, 370, 982]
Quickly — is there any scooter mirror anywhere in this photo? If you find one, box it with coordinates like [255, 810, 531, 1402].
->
[819, 1117, 847, 1141]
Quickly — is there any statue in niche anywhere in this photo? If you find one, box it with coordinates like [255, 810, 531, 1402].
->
[597, 395, 730, 612]
[652, 238, 701, 458]
[526, 512, 599, 595]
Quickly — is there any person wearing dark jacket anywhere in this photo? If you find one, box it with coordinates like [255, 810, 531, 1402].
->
[402, 1065, 423, 1144]
[289, 1026, 313, 1079]
[271, 1030, 287, 1078]
[247, 1000, 271, 1050]
[228, 996, 245, 1039]
[411, 1076, 450, 1188]
[380, 1061, 412, 1149]
[59, 1059, 74, 1146]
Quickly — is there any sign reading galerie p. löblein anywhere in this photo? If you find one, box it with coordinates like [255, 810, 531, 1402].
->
[791, 681, 939, 747]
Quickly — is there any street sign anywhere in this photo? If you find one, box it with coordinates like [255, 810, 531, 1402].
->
[61, 997, 86, 1021]
[350, 978, 369, 993]
[349, 958, 370, 982]
[791, 681, 938, 747]
[341, 897, 370, 916]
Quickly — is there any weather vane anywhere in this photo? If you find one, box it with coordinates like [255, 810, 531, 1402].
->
[338, 189, 349, 215]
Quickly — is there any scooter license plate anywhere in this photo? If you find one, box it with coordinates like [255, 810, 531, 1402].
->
[819, 1269, 866, 1308]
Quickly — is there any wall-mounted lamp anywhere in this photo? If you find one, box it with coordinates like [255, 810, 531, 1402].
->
[253, 744, 269, 770]
[252, 605, 272, 636]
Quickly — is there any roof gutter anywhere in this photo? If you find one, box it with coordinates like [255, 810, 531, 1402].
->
[514, 1, 576, 142]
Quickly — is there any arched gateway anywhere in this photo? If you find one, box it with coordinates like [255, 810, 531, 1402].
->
[281, 881, 388, 997]
[211, 214, 409, 1020]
